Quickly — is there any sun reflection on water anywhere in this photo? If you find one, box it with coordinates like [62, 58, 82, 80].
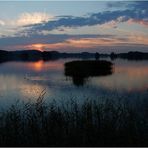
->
[26, 60, 63, 72]
[32, 60, 44, 71]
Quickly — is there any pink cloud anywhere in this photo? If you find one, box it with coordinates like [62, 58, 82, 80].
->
[128, 19, 148, 27]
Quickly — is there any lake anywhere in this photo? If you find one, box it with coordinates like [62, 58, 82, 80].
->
[0, 58, 148, 109]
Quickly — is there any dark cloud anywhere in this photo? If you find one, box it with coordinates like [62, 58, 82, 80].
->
[23, 1, 147, 35]
[128, 1, 148, 10]
[106, 2, 129, 8]
[0, 34, 114, 47]
[106, 1, 148, 10]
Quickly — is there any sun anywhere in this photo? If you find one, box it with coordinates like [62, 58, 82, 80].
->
[31, 43, 45, 52]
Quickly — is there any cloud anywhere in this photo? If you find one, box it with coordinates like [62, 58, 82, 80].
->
[0, 34, 109, 47]
[0, 12, 54, 37]
[0, 20, 5, 26]
[0, 12, 54, 28]
[1, 32, 147, 52]
[128, 1, 148, 10]
[106, 1, 130, 9]
[128, 19, 148, 27]
[3, 37, 122, 51]
[0, 2, 147, 38]
[0, 1, 147, 52]
[14, 12, 53, 26]
[10, 35, 147, 53]
[127, 34, 148, 45]
[99, 16, 126, 29]
[106, 1, 148, 11]
[25, 2, 147, 35]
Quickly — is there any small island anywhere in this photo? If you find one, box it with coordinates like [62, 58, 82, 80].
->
[64, 60, 113, 86]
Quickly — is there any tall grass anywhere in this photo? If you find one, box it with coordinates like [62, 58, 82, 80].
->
[0, 91, 147, 146]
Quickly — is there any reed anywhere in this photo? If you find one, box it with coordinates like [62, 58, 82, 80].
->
[0, 91, 147, 146]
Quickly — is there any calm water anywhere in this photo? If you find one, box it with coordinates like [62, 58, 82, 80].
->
[0, 58, 148, 108]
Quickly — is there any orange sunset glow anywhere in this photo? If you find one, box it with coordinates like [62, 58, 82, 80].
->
[128, 19, 148, 27]
[27, 44, 45, 51]
[17, 36, 147, 52]
[33, 60, 44, 71]
[26, 60, 63, 72]
[27, 60, 44, 71]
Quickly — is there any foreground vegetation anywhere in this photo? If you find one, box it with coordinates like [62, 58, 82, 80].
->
[0, 91, 147, 146]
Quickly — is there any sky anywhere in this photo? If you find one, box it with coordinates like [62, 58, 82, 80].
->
[0, 1, 148, 53]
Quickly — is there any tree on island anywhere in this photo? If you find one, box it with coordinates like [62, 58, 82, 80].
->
[110, 52, 117, 60]
[95, 52, 100, 60]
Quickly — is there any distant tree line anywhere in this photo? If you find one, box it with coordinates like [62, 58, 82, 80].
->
[0, 50, 148, 63]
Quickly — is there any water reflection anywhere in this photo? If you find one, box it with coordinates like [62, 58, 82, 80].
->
[0, 74, 49, 105]
[28, 60, 44, 71]
[26, 60, 63, 72]
[91, 60, 148, 92]
[0, 59, 147, 108]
